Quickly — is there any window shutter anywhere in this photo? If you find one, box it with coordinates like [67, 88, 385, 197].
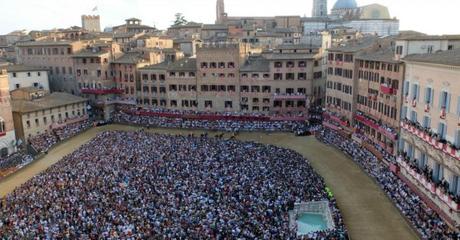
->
[439, 92, 443, 109]
[457, 97, 460, 116]
[447, 93, 452, 113]
[424, 88, 429, 103]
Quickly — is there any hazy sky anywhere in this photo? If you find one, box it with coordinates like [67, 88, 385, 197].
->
[1, 0, 458, 35]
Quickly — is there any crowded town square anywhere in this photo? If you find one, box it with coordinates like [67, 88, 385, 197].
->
[0, 123, 420, 240]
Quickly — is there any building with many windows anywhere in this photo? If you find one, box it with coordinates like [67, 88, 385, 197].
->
[138, 43, 320, 114]
[2, 65, 50, 91]
[399, 48, 460, 224]
[11, 87, 87, 142]
[354, 47, 404, 155]
[325, 37, 380, 127]
[15, 40, 86, 94]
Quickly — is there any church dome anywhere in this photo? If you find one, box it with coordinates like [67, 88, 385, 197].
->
[332, 0, 358, 9]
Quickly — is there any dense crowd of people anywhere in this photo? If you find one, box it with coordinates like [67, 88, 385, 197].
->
[318, 128, 459, 239]
[112, 111, 306, 132]
[28, 120, 93, 153]
[0, 151, 33, 171]
[0, 130, 347, 239]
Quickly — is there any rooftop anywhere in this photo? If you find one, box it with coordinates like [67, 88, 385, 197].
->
[403, 49, 460, 67]
[397, 34, 460, 41]
[328, 37, 379, 53]
[168, 22, 203, 29]
[12, 92, 87, 113]
[202, 24, 228, 30]
[168, 58, 197, 71]
[355, 47, 399, 63]
[16, 40, 75, 47]
[112, 52, 146, 64]
[72, 49, 110, 58]
[2, 64, 48, 73]
[263, 53, 316, 60]
[140, 61, 170, 71]
[240, 56, 270, 72]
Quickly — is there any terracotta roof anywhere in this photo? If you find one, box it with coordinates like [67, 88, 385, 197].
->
[328, 37, 378, 52]
[139, 61, 170, 71]
[202, 24, 228, 30]
[240, 56, 270, 72]
[2, 65, 48, 72]
[16, 40, 75, 47]
[397, 34, 460, 41]
[355, 47, 399, 63]
[112, 52, 146, 64]
[168, 58, 196, 71]
[12, 92, 87, 113]
[403, 49, 460, 67]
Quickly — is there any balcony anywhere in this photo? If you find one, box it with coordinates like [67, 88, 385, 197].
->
[323, 112, 349, 128]
[401, 121, 460, 160]
[397, 156, 460, 212]
[273, 93, 307, 100]
[380, 84, 395, 95]
[50, 115, 89, 130]
[354, 114, 398, 141]
[81, 88, 124, 95]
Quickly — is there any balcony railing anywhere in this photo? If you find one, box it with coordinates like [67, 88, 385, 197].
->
[397, 156, 460, 211]
[354, 114, 398, 141]
[380, 84, 395, 95]
[273, 93, 307, 100]
[401, 121, 460, 160]
[323, 112, 349, 128]
[81, 88, 124, 95]
[50, 115, 89, 130]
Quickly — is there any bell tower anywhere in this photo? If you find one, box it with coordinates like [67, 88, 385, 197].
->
[216, 0, 226, 24]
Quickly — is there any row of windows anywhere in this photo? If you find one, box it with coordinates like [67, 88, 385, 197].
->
[141, 72, 309, 81]
[141, 85, 307, 95]
[200, 62, 235, 69]
[49, 66, 73, 76]
[358, 60, 400, 73]
[26, 104, 85, 118]
[273, 73, 307, 80]
[25, 109, 85, 128]
[405, 109, 460, 144]
[357, 95, 398, 120]
[326, 81, 353, 95]
[326, 97, 352, 111]
[327, 53, 354, 63]
[23, 47, 72, 56]
[11, 72, 41, 78]
[140, 98, 305, 112]
[76, 57, 108, 64]
[274, 61, 307, 68]
[404, 141, 460, 194]
[404, 82, 460, 114]
[327, 67, 353, 79]
[76, 69, 109, 79]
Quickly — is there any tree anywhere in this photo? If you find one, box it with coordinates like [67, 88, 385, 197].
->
[173, 13, 188, 26]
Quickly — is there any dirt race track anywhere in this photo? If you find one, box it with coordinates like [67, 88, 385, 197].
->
[0, 124, 419, 240]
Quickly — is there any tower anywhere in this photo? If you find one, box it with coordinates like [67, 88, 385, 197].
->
[312, 0, 328, 18]
[81, 15, 101, 32]
[0, 67, 16, 156]
[216, 0, 225, 24]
